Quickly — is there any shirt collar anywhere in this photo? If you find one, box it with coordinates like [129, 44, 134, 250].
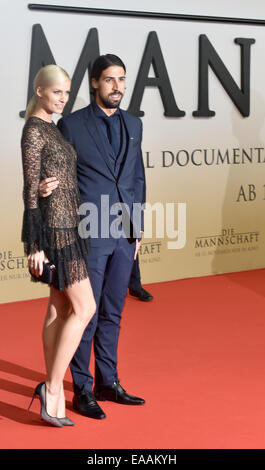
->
[92, 100, 120, 119]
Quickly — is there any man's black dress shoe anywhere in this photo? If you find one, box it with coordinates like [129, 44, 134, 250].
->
[93, 381, 145, 405]
[129, 287, 153, 302]
[72, 392, 106, 419]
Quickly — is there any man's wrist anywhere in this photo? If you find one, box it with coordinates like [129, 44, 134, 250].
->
[138, 231, 144, 241]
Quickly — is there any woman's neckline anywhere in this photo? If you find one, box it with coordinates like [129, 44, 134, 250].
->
[29, 115, 54, 124]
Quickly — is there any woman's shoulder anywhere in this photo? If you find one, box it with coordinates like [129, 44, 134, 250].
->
[21, 116, 51, 144]
[23, 116, 55, 133]
[25, 116, 55, 128]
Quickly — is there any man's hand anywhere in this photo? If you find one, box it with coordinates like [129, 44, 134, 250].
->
[39, 177, 59, 198]
[134, 238, 141, 260]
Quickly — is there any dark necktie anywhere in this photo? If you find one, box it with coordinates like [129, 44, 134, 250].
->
[102, 114, 120, 157]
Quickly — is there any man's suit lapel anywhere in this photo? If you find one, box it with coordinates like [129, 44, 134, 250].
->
[120, 110, 136, 150]
[84, 105, 116, 178]
[117, 110, 137, 177]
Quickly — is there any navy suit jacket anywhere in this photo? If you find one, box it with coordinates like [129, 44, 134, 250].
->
[57, 104, 146, 248]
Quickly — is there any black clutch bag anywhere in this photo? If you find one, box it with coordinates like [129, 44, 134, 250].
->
[30, 262, 55, 285]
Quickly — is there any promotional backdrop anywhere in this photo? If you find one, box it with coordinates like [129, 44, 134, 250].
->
[1, 0, 265, 303]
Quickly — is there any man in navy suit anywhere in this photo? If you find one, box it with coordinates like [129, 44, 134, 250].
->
[41, 54, 146, 419]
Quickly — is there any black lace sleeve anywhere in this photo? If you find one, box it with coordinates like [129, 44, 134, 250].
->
[21, 122, 47, 255]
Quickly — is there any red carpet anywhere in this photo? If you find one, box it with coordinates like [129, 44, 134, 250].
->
[1, 269, 265, 449]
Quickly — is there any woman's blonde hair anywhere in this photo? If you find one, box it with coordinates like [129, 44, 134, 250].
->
[25, 64, 70, 121]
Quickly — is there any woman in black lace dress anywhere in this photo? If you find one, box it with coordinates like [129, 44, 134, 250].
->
[21, 65, 96, 427]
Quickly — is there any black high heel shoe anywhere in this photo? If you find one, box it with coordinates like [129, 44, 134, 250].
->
[28, 382, 64, 428]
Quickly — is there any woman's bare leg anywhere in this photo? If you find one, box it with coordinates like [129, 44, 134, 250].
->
[42, 287, 72, 417]
[44, 278, 96, 417]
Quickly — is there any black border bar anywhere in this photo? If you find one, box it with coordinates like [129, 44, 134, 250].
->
[28, 4, 265, 26]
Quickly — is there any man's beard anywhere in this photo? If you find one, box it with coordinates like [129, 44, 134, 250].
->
[99, 92, 123, 109]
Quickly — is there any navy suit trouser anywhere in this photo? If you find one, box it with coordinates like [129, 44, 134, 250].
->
[70, 236, 136, 395]
[128, 255, 142, 291]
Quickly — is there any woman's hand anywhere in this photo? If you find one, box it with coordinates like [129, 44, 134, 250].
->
[39, 177, 59, 197]
[28, 251, 49, 277]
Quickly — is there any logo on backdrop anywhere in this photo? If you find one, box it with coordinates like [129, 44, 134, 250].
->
[20, 24, 255, 119]
[138, 241, 162, 266]
[0, 250, 29, 282]
[143, 147, 265, 169]
[194, 227, 259, 258]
